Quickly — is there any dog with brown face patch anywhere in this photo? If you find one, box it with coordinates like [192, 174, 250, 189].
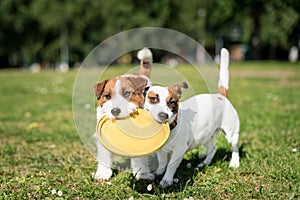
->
[142, 48, 240, 188]
[94, 75, 151, 119]
[93, 48, 154, 181]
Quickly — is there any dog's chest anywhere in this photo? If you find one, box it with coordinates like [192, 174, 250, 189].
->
[163, 94, 227, 150]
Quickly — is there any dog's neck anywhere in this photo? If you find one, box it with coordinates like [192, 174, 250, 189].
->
[168, 113, 178, 130]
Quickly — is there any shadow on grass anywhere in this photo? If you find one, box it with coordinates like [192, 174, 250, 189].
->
[130, 142, 248, 194]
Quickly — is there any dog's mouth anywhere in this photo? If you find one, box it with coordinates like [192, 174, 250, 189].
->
[109, 106, 139, 120]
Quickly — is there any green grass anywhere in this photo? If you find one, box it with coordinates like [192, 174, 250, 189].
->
[0, 61, 299, 199]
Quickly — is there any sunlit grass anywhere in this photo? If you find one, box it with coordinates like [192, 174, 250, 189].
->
[0, 62, 299, 199]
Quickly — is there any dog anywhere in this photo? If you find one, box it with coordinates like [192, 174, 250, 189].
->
[143, 48, 240, 188]
[93, 47, 154, 181]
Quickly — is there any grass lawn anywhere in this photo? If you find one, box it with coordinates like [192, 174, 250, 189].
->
[0, 61, 299, 199]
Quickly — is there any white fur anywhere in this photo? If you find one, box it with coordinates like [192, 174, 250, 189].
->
[94, 79, 138, 180]
[99, 79, 138, 119]
[94, 72, 153, 181]
[94, 84, 154, 181]
[144, 92, 240, 188]
[143, 86, 174, 124]
[218, 48, 230, 89]
[138, 48, 240, 188]
[137, 47, 153, 63]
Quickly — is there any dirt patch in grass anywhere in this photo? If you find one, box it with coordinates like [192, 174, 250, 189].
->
[231, 69, 296, 79]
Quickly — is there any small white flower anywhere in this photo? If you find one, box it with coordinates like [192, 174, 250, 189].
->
[189, 197, 195, 200]
[51, 189, 56, 195]
[91, 172, 95, 178]
[267, 93, 273, 99]
[106, 181, 112, 185]
[173, 178, 179, 183]
[183, 198, 189, 200]
[147, 184, 153, 191]
[84, 103, 91, 110]
[57, 190, 63, 197]
[128, 196, 134, 200]
[292, 148, 297, 152]
[186, 163, 192, 168]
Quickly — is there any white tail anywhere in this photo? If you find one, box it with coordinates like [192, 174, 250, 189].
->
[137, 47, 152, 78]
[137, 47, 153, 63]
[218, 48, 230, 97]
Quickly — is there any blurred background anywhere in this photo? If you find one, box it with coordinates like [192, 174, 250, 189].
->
[0, 0, 299, 69]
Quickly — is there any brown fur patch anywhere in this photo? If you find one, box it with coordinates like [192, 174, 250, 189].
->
[218, 86, 228, 98]
[94, 79, 109, 100]
[95, 75, 149, 108]
[119, 76, 148, 95]
[167, 88, 179, 114]
[119, 76, 148, 108]
[138, 61, 151, 77]
[171, 82, 188, 99]
[147, 91, 160, 104]
[97, 78, 117, 107]
[129, 93, 145, 108]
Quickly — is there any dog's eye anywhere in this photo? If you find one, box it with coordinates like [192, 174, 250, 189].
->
[169, 100, 177, 107]
[122, 90, 131, 98]
[104, 93, 111, 100]
[149, 96, 158, 104]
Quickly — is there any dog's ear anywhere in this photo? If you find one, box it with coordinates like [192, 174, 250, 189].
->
[94, 79, 109, 100]
[171, 82, 188, 99]
[128, 76, 149, 95]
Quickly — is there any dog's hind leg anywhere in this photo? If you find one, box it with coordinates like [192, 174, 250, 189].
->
[197, 138, 217, 168]
[221, 102, 240, 168]
[222, 123, 240, 168]
[226, 131, 240, 168]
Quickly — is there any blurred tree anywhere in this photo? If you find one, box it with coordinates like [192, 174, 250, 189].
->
[203, 0, 299, 59]
[0, 0, 40, 66]
[30, 0, 104, 64]
[0, 0, 299, 67]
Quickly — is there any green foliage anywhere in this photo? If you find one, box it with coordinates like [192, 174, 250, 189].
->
[0, 62, 299, 199]
[261, 3, 299, 47]
[0, 0, 299, 65]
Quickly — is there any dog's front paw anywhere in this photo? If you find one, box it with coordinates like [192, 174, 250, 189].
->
[135, 172, 155, 181]
[197, 162, 206, 169]
[159, 178, 173, 188]
[94, 166, 113, 181]
[155, 167, 166, 176]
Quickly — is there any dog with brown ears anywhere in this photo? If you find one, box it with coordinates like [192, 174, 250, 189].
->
[142, 48, 240, 188]
[93, 48, 154, 181]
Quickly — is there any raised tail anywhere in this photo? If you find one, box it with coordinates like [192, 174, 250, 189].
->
[218, 48, 230, 98]
[137, 47, 152, 78]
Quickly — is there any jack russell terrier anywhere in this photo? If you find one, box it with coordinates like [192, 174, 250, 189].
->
[143, 48, 240, 188]
[93, 48, 154, 181]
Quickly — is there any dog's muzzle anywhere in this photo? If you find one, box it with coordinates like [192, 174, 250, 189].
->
[158, 112, 169, 123]
[111, 107, 121, 117]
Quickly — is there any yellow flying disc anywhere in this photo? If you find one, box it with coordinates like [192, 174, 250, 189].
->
[96, 109, 170, 157]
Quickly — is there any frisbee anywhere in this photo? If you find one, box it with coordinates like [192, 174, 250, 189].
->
[96, 109, 170, 157]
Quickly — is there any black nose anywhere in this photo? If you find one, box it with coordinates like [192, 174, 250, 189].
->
[111, 107, 121, 117]
[158, 112, 169, 122]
